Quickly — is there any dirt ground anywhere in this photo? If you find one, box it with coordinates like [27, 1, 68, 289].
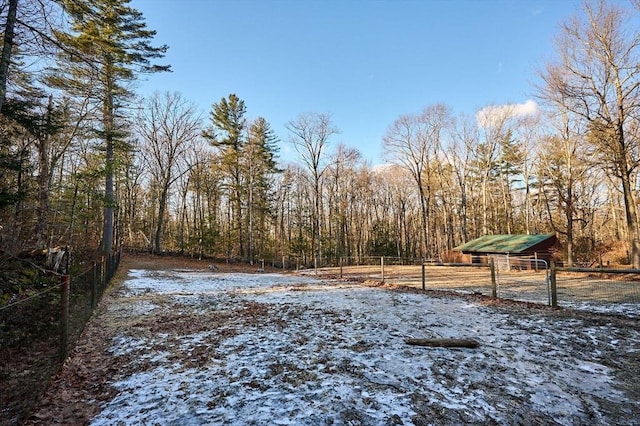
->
[8, 254, 269, 425]
[21, 254, 640, 425]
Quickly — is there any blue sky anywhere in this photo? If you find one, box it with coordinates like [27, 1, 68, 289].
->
[130, 0, 588, 165]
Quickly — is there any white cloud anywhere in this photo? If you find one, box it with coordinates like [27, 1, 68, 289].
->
[476, 100, 538, 129]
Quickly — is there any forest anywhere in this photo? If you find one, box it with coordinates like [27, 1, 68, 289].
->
[1, 0, 640, 278]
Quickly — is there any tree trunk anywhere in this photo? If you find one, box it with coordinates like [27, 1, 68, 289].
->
[154, 185, 169, 253]
[621, 171, 640, 268]
[418, 182, 428, 259]
[0, 0, 18, 113]
[565, 177, 574, 267]
[179, 176, 189, 254]
[35, 98, 54, 250]
[102, 63, 115, 255]
[481, 175, 489, 235]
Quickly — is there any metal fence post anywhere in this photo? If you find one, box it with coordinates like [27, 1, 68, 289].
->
[422, 263, 426, 291]
[59, 275, 70, 361]
[340, 257, 343, 279]
[490, 259, 497, 298]
[381, 256, 385, 283]
[550, 262, 558, 307]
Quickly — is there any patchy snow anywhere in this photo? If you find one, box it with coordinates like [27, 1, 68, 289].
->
[89, 269, 640, 425]
[559, 300, 640, 318]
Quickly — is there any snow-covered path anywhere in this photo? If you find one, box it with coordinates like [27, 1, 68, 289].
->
[82, 269, 640, 425]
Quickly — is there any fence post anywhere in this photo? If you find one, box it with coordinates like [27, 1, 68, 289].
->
[490, 259, 497, 298]
[59, 275, 70, 361]
[381, 256, 385, 283]
[550, 262, 558, 307]
[340, 257, 343, 279]
[422, 263, 426, 291]
[101, 256, 106, 287]
[91, 261, 98, 309]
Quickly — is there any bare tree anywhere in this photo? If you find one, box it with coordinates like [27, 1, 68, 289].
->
[475, 103, 521, 235]
[137, 91, 202, 253]
[447, 113, 480, 242]
[539, 0, 640, 266]
[383, 104, 451, 258]
[535, 110, 590, 266]
[286, 112, 339, 268]
[326, 143, 362, 259]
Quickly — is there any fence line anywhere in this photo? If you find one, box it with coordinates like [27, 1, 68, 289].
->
[0, 248, 122, 425]
[311, 256, 640, 317]
[553, 265, 640, 316]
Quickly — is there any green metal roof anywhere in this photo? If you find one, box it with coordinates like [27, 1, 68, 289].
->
[454, 234, 556, 254]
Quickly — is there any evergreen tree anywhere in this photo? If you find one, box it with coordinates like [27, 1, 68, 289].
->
[0, 102, 27, 210]
[203, 94, 247, 257]
[497, 130, 524, 233]
[244, 117, 280, 260]
[50, 0, 169, 254]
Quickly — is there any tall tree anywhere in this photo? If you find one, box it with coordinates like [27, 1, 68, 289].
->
[0, 0, 64, 218]
[326, 143, 361, 259]
[0, 0, 63, 112]
[287, 112, 338, 268]
[496, 130, 524, 234]
[383, 104, 450, 258]
[244, 116, 279, 261]
[137, 91, 202, 253]
[447, 113, 479, 242]
[51, 0, 169, 254]
[203, 93, 247, 258]
[474, 103, 519, 235]
[539, 0, 640, 266]
[0, 0, 18, 113]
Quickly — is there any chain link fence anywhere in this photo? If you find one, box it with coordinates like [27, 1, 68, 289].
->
[0, 250, 121, 425]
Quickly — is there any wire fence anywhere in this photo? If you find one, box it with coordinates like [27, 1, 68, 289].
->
[310, 256, 640, 318]
[0, 249, 121, 425]
[553, 267, 640, 317]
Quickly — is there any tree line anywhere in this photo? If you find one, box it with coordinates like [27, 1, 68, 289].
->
[1, 0, 639, 268]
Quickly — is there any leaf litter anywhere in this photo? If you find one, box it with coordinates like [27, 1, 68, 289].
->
[28, 268, 640, 425]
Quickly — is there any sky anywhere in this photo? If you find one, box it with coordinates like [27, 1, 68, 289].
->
[129, 0, 591, 165]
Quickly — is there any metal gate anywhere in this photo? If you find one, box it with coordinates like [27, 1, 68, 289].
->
[489, 256, 551, 304]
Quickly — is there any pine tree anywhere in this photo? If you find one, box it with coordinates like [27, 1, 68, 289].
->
[203, 94, 247, 258]
[51, 0, 169, 254]
[245, 117, 280, 260]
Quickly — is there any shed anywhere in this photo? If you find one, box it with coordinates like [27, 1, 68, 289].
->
[454, 234, 558, 264]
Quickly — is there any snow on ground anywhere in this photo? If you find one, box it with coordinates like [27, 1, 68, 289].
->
[89, 269, 640, 425]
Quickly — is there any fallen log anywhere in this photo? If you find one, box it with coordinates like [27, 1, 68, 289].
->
[405, 338, 480, 348]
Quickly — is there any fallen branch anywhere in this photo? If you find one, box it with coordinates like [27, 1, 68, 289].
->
[405, 338, 480, 348]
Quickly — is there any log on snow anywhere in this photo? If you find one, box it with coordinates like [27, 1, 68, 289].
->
[405, 338, 480, 348]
